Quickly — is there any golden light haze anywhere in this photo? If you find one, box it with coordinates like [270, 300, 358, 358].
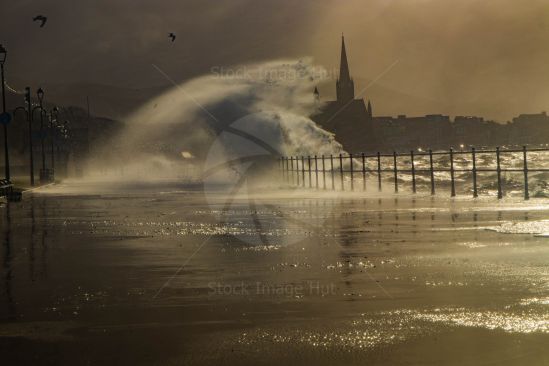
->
[306, 0, 549, 121]
[2, 0, 549, 120]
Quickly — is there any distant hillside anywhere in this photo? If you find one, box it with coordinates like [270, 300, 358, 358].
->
[4, 79, 171, 120]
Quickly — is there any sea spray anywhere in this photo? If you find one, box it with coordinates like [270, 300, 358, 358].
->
[87, 59, 344, 182]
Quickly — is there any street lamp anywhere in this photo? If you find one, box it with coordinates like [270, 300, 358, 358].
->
[13, 87, 36, 186]
[36, 87, 47, 182]
[49, 107, 58, 173]
[12, 105, 28, 182]
[25, 87, 34, 186]
[0, 44, 10, 181]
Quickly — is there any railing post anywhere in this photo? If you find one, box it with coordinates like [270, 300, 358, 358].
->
[308, 156, 312, 188]
[296, 156, 300, 186]
[349, 153, 354, 191]
[290, 156, 295, 186]
[377, 152, 382, 192]
[393, 151, 398, 193]
[301, 156, 305, 188]
[362, 152, 366, 191]
[523, 145, 529, 200]
[322, 155, 326, 190]
[496, 147, 502, 199]
[429, 149, 435, 195]
[285, 157, 290, 184]
[314, 155, 319, 189]
[472, 147, 478, 198]
[330, 154, 335, 190]
[280, 157, 284, 181]
[295, 156, 300, 186]
[450, 148, 456, 197]
[410, 150, 416, 194]
[339, 153, 344, 191]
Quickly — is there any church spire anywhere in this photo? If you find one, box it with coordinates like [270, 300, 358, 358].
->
[336, 35, 355, 103]
[339, 35, 351, 83]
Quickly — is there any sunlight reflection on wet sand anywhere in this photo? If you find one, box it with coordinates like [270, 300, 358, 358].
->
[1, 183, 549, 364]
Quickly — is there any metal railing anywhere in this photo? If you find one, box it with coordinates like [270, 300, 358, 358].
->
[279, 146, 549, 200]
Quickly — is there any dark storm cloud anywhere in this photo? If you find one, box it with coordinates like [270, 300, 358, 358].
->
[2, 0, 549, 120]
[0, 0, 314, 86]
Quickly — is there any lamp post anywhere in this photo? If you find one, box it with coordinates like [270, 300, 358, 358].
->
[61, 120, 69, 177]
[36, 87, 47, 182]
[0, 44, 10, 181]
[25, 87, 34, 186]
[31, 106, 47, 181]
[15, 86, 41, 186]
[12, 105, 28, 181]
[31, 102, 49, 183]
[49, 107, 58, 173]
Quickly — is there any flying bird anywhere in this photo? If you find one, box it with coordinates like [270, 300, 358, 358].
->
[33, 15, 47, 28]
[168, 33, 176, 42]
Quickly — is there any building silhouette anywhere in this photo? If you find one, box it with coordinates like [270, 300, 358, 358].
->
[312, 36, 549, 152]
[311, 36, 376, 152]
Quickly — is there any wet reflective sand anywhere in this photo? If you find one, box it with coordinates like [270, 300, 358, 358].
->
[1, 182, 548, 365]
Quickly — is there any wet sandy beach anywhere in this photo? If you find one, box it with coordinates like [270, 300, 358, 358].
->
[1, 182, 548, 365]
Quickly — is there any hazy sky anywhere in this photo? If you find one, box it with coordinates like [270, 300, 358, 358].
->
[2, 0, 549, 120]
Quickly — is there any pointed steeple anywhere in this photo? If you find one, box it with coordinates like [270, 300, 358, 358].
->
[339, 35, 351, 83]
[336, 34, 355, 103]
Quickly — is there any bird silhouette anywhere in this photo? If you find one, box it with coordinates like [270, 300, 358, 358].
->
[168, 33, 176, 42]
[33, 15, 47, 28]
